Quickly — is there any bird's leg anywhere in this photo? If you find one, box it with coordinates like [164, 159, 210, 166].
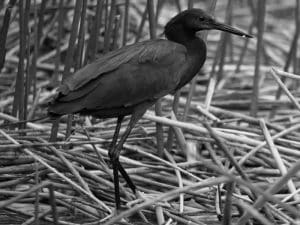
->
[108, 116, 124, 210]
[110, 116, 124, 150]
[49, 117, 60, 142]
[117, 161, 135, 193]
[109, 107, 147, 209]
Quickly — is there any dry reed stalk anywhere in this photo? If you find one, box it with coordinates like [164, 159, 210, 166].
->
[0, 1, 300, 225]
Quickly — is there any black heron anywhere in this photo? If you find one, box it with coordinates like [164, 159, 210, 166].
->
[48, 8, 252, 209]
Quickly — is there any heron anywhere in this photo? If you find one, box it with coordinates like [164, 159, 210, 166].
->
[48, 8, 252, 209]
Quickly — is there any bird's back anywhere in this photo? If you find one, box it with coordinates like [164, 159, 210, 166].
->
[48, 40, 189, 118]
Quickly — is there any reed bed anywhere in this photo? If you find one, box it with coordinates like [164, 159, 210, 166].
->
[0, 0, 299, 224]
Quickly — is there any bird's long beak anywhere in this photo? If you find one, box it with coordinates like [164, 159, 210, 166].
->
[212, 21, 253, 38]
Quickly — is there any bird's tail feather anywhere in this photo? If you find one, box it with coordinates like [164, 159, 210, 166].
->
[48, 97, 85, 116]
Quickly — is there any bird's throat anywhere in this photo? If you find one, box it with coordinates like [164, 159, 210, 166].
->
[165, 23, 196, 46]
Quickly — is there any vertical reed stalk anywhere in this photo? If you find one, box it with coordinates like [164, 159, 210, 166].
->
[147, 0, 164, 157]
[62, 0, 82, 80]
[104, 0, 116, 53]
[135, 6, 148, 42]
[85, 0, 104, 63]
[75, 0, 87, 69]
[12, 0, 26, 129]
[216, 0, 233, 83]
[28, 0, 38, 105]
[50, 0, 64, 88]
[23, 0, 31, 125]
[250, 0, 266, 117]
[122, 0, 129, 46]
[0, 0, 17, 71]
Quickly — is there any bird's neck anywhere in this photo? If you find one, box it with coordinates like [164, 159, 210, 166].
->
[165, 24, 207, 90]
[165, 23, 198, 48]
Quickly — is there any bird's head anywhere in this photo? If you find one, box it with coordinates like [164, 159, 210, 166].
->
[165, 8, 252, 41]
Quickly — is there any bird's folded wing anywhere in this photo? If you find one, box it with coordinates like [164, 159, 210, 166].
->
[60, 40, 185, 92]
[50, 40, 187, 114]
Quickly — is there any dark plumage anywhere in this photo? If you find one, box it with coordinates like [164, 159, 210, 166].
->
[49, 40, 190, 117]
[48, 8, 252, 210]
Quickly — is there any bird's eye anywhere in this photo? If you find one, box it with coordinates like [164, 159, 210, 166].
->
[198, 17, 205, 21]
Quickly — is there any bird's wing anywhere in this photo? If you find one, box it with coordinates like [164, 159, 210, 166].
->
[50, 40, 187, 114]
[60, 40, 184, 93]
[58, 41, 147, 95]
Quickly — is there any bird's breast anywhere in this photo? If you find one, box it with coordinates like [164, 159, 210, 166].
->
[176, 38, 207, 90]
